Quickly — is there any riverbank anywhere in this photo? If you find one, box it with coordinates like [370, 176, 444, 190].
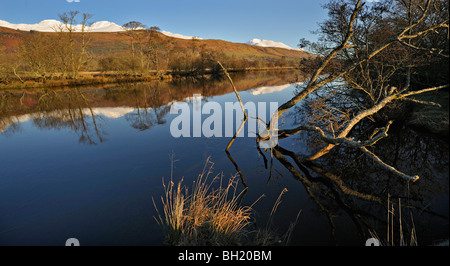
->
[0, 67, 302, 90]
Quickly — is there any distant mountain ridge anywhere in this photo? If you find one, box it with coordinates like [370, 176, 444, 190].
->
[0, 19, 299, 50]
[0, 19, 125, 32]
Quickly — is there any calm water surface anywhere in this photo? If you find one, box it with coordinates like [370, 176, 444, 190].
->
[0, 71, 448, 245]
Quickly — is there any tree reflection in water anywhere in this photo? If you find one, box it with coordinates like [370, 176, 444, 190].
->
[222, 77, 448, 245]
[34, 89, 105, 145]
[122, 83, 170, 131]
[236, 93, 449, 245]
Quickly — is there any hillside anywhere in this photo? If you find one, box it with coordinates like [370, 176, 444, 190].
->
[0, 25, 316, 89]
[0, 26, 313, 66]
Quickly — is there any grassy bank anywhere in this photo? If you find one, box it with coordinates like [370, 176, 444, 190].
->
[0, 67, 302, 90]
[0, 72, 173, 90]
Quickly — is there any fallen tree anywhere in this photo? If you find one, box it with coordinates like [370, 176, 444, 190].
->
[226, 0, 449, 183]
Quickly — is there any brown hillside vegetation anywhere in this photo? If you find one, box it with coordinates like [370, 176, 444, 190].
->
[0, 26, 315, 88]
[0, 26, 312, 59]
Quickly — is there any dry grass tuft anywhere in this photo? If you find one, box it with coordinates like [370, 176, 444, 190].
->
[153, 157, 257, 246]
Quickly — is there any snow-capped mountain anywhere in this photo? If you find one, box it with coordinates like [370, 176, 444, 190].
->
[89, 21, 125, 32]
[160, 30, 201, 40]
[0, 19, 304, 51]
[247, 38, 305, 51]
[0, 19, 125, 32]
[0, 19, 59, 32]
[0, 19, 202, 39]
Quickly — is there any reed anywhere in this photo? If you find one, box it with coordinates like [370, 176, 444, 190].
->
[153, 156, 303, 246]
[369, 194, 418, 246]
[153, 157, 256, 246]
[252, 188, 301, 246]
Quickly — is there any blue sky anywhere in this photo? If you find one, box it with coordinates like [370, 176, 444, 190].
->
[0, 0, 329, 48]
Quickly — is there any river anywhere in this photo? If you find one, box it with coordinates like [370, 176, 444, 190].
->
[0, 71, 448, 245]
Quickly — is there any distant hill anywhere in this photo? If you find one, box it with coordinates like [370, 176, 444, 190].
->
[0, 25, 313, 61]
[0, 20, 315, 81]
[0, 19, 305, 52]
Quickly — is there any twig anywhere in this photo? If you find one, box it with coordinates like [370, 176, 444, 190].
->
[217, 61, 247, 119]
[398, 39, 449, 58]
[401, 97, 442, 107]
[361, 147, 419, 182]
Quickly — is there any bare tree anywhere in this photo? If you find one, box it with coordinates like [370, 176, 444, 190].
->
[122, 21, 147, 73]
[121, 22, 166, 74]
[57, 11, 79, 78]
[146, 26, 162, 72]
[76, 13, 94, 78]
[56, 11, 93, 79]
[18, 32, 59, 77]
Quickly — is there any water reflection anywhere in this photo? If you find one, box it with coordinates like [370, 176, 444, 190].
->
[0, 70, 447, 246]
[251, 85, 449, 245]
[1, 70, 302, 137]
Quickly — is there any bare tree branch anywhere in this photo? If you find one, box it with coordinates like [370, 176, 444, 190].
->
[360, 147, 419, 182]
[305, 84, 448, 161]
[398, 38, 449, 58]
[218, 61, 248, 120]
